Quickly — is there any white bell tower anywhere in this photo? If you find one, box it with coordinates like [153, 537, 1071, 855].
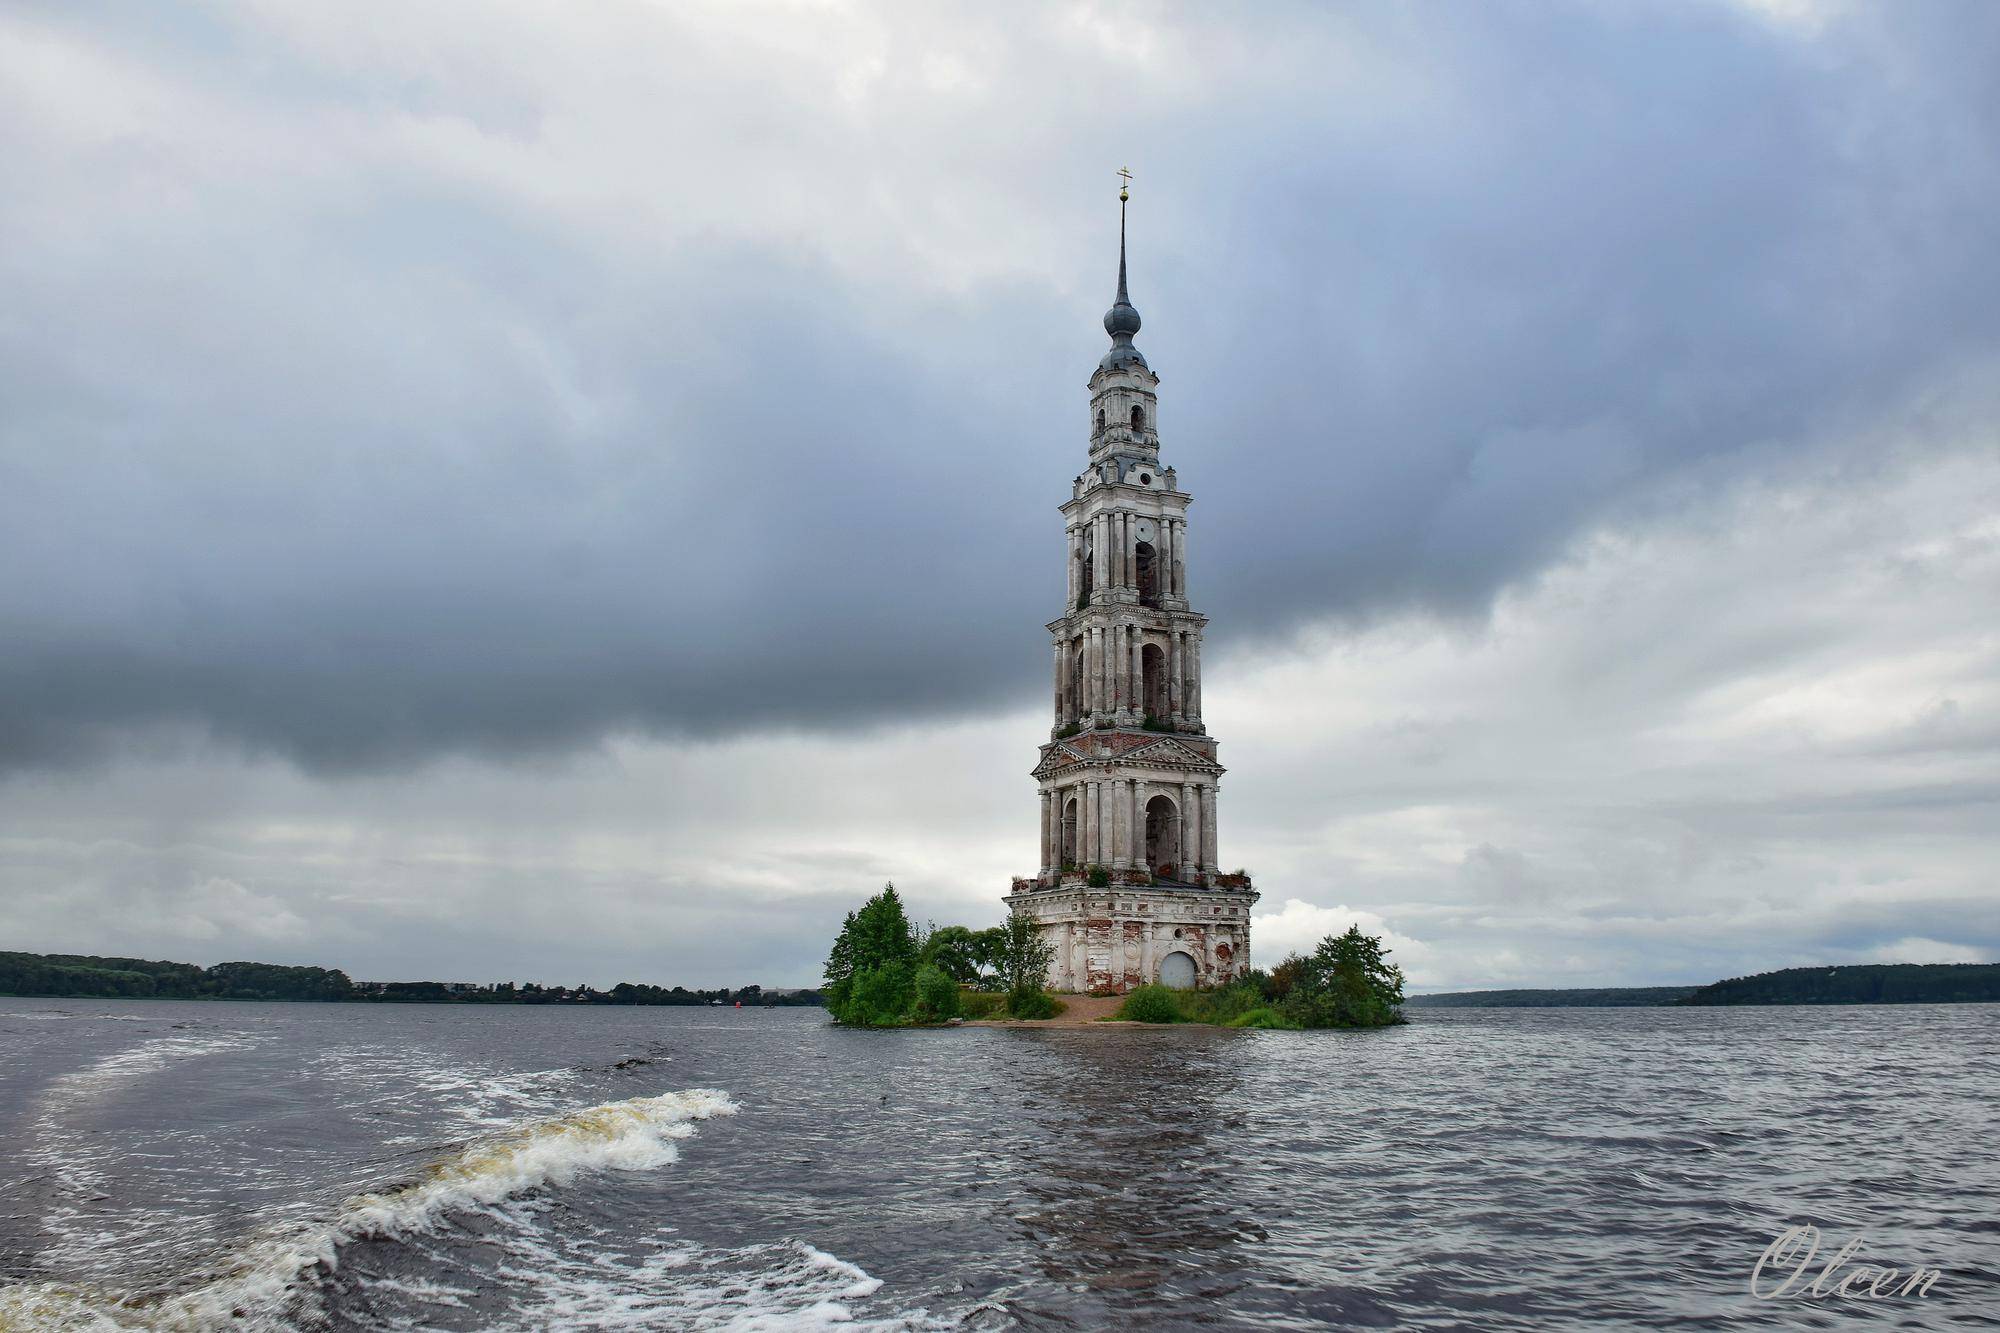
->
[1005, 179, 1258, 994]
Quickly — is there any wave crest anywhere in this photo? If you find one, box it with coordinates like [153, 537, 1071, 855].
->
[0, 1089, 737, 1332]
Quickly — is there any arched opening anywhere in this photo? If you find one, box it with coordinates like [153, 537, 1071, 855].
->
[1095, 408, 1105, 435]
[1145, 794, 1179, 878]
[1158, 950, 1197, 989]
[1130, 404, 1145, 432]
[1061, 797, 1079, 868]
[1078, 533, 1094, 603]
[1141, 643, 1166, 718]
[1134, 541, 1158, 604]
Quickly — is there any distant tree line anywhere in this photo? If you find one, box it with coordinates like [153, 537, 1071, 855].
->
[0, 951, 821, 1007]
[1680, 963, 2000, 1006]
[1405, 986, 1698, 1008]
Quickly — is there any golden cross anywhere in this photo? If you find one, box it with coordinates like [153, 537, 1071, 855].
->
[1117, 167, 1133, 201]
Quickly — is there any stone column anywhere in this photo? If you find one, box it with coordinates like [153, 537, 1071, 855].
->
[1201, 783, 1219, 873]
[1109, 776, 1125, 870]
[1188, 634, 1203, 721]
[1093, 513, 1110, 595]
[1052, 641, 1064, 724]
[1168, 631, 1182, 718]
[1124, 512, 1138, 591]
[1180, 780, 1196, 877]
[1121, 624, 1135, 713]
[1065, 526, 1076, 606]
[1113, 513, 1126, 589]
[1176, 517, 1190, 599]
[1131, 780, 1145, 869]
[1081, 628, 1096, 715]
[1165, 518, 1179, 598]
[1104, 624, 1120, 716]
[1082, 781, 1097, 867]
[1095, 780, 1111, 865]
[1039, 790, 1053, 874]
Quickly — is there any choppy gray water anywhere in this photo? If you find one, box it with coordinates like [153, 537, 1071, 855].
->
[0, 998, 1995, 1330]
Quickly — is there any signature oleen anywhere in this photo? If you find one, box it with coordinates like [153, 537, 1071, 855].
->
[1752, 1224, 1942, 1302]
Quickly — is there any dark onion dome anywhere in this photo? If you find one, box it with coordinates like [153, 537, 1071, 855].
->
[1100, 195, 1149, 372]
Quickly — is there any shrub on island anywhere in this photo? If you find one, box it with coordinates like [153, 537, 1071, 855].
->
[1268, 926, 1408, 1029]
[1109, 927, 1406, 1029]
[1115, 984, 1183, 1023]
[823, 884, 1060, 1027]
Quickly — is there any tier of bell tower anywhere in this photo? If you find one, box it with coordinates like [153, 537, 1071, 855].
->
[1005, 183, 1257, 995]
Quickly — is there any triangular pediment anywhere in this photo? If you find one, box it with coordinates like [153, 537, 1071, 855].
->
[1118, 737, 1221, 771]
[1031, 741, 1093, 779]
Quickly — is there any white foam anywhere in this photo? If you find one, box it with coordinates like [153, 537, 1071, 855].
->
[0, 1088, 738, 1332]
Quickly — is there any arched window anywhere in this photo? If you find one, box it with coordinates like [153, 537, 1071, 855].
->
[1096, 408, 1105, 435]
[1141, 642, 1166, 717]
[1134, 541, 1158, 604]
[1130, 404, 1145, 432]
[1145, 794, 1179, 878]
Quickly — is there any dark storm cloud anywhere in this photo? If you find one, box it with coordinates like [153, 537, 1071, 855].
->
[3, 1, 1998, 775]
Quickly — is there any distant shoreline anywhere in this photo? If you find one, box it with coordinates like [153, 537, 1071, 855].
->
[1411, 963, 2000, 1008]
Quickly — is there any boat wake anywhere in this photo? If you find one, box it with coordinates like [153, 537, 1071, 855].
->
[0, 1089, 738, 1331]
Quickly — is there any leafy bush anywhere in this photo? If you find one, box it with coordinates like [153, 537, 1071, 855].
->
[959, 991, 1006, 1019]
[1174, 983, 1264, 1026]
[1086, 863, 1111, 888]
[1115, 984, 1182, 1024]
[912, 965, 960, 1022]
[841, 963, 916, 1027]
[1277, 926, 1408, 1029]
[1228, 1006, 1301, 1030]
[996, 911, 1056, 999]
[1005, 988, 1063, 1020]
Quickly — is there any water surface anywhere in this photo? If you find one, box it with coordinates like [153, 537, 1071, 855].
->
[1, 999, 1994, 1328]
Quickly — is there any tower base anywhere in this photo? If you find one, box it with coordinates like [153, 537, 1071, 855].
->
[1004, 876, 1259, 994]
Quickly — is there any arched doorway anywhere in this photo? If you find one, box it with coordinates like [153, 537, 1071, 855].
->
[1144, 794, 1178, 877]
[1061, 797, 1079, 868]
[1141, 643, 1166, 719]
[1159, 950, 1197, 989]
[1134, 541, 1158, 604]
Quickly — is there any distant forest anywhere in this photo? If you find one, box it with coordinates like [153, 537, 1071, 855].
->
[1405, 986, 1697, 1008]
[1679, 963, 2000, 1006]
[1407, 964, 2000, 1008]
[0, 951, 822, 1007]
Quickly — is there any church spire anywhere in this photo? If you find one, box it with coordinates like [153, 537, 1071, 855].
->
[1101, 171, 1146, 371]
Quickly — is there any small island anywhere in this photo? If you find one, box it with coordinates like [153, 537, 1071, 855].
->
[821, 883, 1407, 1030]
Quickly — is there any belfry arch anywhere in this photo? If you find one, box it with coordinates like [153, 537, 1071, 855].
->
[1141, 642, 1166, 719]
[1145, 794, 1179, 878]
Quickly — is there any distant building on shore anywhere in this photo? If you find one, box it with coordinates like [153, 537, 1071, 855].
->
[1004, 185, 1258, 993]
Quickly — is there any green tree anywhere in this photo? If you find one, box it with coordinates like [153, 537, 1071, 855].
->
[996, 911, 1058, 1013]
[920, 925, 982, 985]
[1280, 926, 1406, 1029]
[970, 926, 1009, 984]
[912, 964, 961, 1021]
[823, 884, 925, 1026]
[823, 882, 921, 1018]
[843, 963, 917, 1026]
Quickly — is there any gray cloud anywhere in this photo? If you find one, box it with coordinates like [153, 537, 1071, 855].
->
[5, 2, 1998, 775]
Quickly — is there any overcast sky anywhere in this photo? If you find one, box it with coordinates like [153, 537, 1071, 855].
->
[3, 0, 1995, 989]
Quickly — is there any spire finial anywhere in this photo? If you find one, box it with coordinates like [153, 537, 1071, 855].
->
[1102, 169, 1144, 367]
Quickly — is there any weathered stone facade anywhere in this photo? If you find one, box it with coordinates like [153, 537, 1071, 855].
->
[1004, 194, 1257, 993]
